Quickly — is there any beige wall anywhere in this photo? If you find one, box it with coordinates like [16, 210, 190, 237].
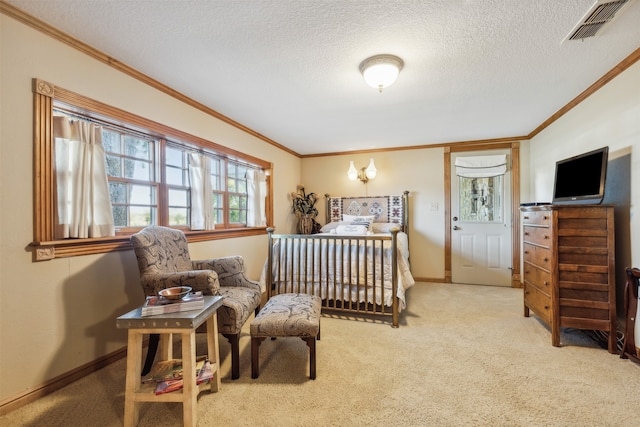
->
[0, 15, 300, 401]
[300, 150, 446, 280]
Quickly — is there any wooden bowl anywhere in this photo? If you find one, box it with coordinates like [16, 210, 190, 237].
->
[158, 286, 192, 301]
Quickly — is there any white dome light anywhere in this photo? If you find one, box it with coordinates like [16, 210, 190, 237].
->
[359, 54, 404, 93]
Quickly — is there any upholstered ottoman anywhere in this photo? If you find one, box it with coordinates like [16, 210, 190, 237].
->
[250, 293, 322, 379]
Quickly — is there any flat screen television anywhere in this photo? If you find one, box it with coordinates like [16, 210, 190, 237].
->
[552, 146, 608, 204]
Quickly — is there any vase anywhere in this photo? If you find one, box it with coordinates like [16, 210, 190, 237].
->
[298, 215, 314, 234]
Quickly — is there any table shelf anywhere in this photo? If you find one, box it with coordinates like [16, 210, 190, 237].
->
[117, 296, 224, 427]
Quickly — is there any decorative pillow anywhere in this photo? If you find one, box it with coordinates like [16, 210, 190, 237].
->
[342, 214, 375, 231]
[334, 224, 369, 235]
[372, 222, 402, 233]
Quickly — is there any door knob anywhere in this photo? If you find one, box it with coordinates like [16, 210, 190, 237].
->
[453, 225, 460, 230]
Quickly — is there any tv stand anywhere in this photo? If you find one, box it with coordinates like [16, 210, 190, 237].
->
[521, 204, 617, 353]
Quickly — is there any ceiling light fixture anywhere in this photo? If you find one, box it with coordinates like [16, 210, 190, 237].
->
[359, 54, 404, 93]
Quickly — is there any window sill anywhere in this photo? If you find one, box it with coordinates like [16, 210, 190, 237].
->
[29, 227, 268, 261]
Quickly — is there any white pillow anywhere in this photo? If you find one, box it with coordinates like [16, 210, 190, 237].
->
[335, 224, 369, 235]
[372, 222, 402, 233]
[320, 221, 341, 233]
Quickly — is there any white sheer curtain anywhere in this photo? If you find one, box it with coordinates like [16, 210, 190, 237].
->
[53, 115, 115, 238]
[188, 153, 215, 230]
[246, 169, 267, 227]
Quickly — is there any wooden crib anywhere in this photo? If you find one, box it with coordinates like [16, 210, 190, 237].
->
[262, 192, 414, 327]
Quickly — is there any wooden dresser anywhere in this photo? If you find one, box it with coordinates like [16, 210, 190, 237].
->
[521, 204, 617, 353]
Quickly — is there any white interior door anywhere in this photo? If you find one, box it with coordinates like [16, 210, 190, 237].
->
[451, 150, 512, 286]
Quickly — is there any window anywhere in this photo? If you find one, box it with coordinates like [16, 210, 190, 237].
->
[103, 128, 159, 229]
[458, 175, 503, 222]
[32, 79, 272, 260]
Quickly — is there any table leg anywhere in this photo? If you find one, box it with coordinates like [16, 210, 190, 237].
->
[206, 313, 221, 392]
[159, 333, 173, 360]
[181, 330, 197, 427]
[124, 331, 143, 427]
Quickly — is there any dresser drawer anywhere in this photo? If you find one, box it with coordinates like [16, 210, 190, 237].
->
[523, 243, 552, 270]
[524, 282, 551, 323]
[523, 226, 552, 247]
[523, 264, 552, 296]
[522, 210, 551, 226]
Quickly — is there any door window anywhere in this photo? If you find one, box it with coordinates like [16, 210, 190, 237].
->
[458, 175, 503, 222]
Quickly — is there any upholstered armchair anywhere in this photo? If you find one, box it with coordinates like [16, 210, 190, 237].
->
[130, 225, 262, 379]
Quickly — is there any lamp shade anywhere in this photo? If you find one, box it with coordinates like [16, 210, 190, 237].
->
[347, 161, 359, 181]
[365, 158, 377, 179]
[359, 54, 404, 92]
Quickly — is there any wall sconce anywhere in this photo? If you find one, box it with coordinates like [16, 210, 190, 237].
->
[347, 159, 377, 183]
[359, 54, 404, 93]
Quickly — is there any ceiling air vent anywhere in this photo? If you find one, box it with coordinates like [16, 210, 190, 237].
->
[565, 0, 633, 41]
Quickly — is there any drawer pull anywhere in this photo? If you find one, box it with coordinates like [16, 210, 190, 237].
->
[524, 215, 530, 220]
[543, 258, 548, 262]
[543, 281, 548, 286]
[543, 216, 548, 220]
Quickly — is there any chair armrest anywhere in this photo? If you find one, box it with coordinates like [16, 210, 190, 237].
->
[140, 270, 220, 297]
[192, 256, 261, 292]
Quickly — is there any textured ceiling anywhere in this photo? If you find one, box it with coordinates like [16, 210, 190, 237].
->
[4, 0, 640, 155]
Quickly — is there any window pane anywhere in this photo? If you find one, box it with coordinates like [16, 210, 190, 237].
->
[112, 205, 127, 227]
[229, 195, 239, 209]
[105, 155, 122, 177]
[169, 208, 188, 226]
[237, 180, 247, 193]
[102, 129, 120, 153]
[210, 159, 222, 191]
[165, 146, 183, 167]
[168, 189, 187, 206]
[166, 165, 185, 186]
[459, 176, 502, 222]
[129, 206, 154, 226]
[124, 159, 152, 180]
[109, 182, 127, 203]
[130, 184, 153, 205]
[124, 135, 151, 159]
[212, 193, 223, 224]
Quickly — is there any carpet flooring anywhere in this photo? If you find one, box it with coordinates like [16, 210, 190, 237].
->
[2, 282, 639, 426]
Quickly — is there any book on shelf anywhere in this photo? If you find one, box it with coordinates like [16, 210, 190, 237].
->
[141, 291, 205, 317]
[154, 359, 214, 395]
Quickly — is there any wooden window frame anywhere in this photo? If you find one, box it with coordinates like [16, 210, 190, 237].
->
[31, 78, 273, 261]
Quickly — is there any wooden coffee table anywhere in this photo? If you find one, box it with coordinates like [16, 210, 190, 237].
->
[116, 295, 224, 427]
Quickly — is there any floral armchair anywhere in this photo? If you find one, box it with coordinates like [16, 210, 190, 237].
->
[130, 226, 262, 379]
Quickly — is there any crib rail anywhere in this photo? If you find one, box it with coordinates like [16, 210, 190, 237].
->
[266, 227, 400, 327]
